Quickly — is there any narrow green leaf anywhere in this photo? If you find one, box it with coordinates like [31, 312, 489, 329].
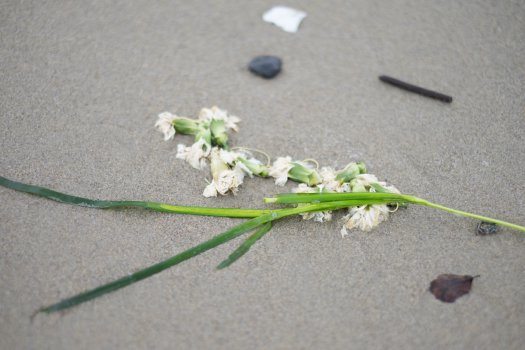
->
[37, 214, 273, 314]
[369, 183, 408, 207]
[35, 201, 371, 314]
[264, 192, 410, 204]
[216, 222, 272, 269]
[0, 176, 270, 218]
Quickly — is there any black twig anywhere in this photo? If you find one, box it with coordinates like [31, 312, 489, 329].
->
[379, 75, 453, 103]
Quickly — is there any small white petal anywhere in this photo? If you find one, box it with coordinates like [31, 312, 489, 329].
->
[341, 226, 349, 238]
[263, 6, 307, 33]
[292, 183, 316, 193]
[198, 106, 241, 132]
[354, 174, 379, 187]
[340, 205, 389, 232]
[219, 149, 240, 165]
[203, 182, 218, 197]
[154, 112, 177, 141]
[274, 174, 288, 186]
[269, 156, 293, 186]
[175, 139, 211, 170]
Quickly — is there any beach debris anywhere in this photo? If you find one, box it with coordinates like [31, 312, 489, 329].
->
[262, 6, 306, 33]
[429, 274, 478, 303]
[477, 221, 498, 235]
[379, 75, 453, 103]
[249, 55, 282, 79]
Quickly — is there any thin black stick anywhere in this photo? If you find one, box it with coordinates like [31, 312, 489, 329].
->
[379, 75, 453, 103]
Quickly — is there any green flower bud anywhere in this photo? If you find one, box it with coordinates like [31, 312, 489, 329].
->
[210, 119, 229, 148]
[335, 162, 361, 183]
[349, 178, 367, 193]
[195, 126, 212, 145]
[357, 161, 367, 174]
[288, 162, 322, 186]
[237, 157, 269, 177]
[173, 117, 200, 135]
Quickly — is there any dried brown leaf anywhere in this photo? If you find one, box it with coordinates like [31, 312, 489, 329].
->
[429, 274, 479, 303]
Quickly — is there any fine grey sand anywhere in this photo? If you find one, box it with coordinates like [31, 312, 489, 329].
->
[1, 1, 524, 349]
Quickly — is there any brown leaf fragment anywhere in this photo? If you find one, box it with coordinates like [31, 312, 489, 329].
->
[429, 274, 479, 303]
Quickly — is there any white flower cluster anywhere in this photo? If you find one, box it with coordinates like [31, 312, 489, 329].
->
[155, 106, 401, 234]
[288, 168, 400, 236]
[202, 148, 268, 197]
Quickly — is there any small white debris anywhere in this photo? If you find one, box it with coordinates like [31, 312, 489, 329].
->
[262, 6, 307, 33]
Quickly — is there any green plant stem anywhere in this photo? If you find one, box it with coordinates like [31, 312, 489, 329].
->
[266, 192, 525, 233]
[414, 198, 525, 232]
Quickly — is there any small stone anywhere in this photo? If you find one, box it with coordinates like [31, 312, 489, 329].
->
[248, 56, 282, 79]
[477, 221, 498, 235]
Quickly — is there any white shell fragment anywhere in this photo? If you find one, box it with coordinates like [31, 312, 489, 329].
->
[262, 6, 307, 33]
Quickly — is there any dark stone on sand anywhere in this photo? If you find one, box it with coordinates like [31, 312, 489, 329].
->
[249, 55, 282, 79]
[477, 221, 498, 235]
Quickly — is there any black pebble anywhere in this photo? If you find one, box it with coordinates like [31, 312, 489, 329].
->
[477, 221, 498, 235]
[249, 56, 282, 79]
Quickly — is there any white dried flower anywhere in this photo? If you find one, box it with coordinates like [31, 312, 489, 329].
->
[302, 210, 333, 223]
[198, 106, 241, 132]
[218, 149, 240, 165]
[203, 148, 245, 197]
[176, 138, 211, 170]
[217, 164, 245, 195]
[292, 183, 316, 193]
[340, 205, 390, 236]
[202, 182, 218, 197]
[155, 112, 177, 141]
[203, 164, 245, 197]
[320, 167, 350, 193]
[269, 156, 293, 186]
[353, 174, 379, 188]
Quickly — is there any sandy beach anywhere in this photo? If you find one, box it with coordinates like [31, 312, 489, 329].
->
[1, 1, 524, 349]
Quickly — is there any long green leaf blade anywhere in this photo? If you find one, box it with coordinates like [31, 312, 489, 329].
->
[216, 222, 272, 269]
[264, 192, 411, 204]
[37, 214, 273, 314]
[36, 201, 375, 314]
[0, 176, 269, 218]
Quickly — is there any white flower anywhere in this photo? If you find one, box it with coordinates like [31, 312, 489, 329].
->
[203, 164, 245, 197]
[176, 138, 211, 170]
[203, 182, 218, 197]
[155, 112, 177, 141]
[340, 205, 389, 236]
[217, 164, 245, 195]
[203, 148, 245, 197]
[198, 106, 241, 132]
[320, 167, 350, 193]
[302, 210, 333, 223]
[219, 149, 240, 165]
[353, 174, 379, 188]
[292, 183, 316, 193]
[269, 156, 293, 186]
